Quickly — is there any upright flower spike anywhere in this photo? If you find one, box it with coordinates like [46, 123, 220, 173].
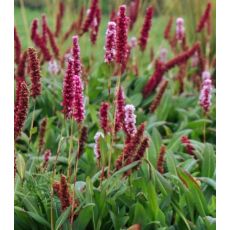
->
[116, 5, 129, 65]
[124, 104, 137, 137]
[73, 75, 85, 123]
[55, 1, 65, 37]
[94, 131, 104, 159]
[28, 48, 42, 98]
[77, 126, 88, 159]
[90, 7, 101, 45]
[16, 50, 27, 79]
[59, 175, 71, 211]
[176, 17, 185, 42]
[157, 145, 166, 174]
[38, 117, 48, 152]
[62, 59, 75, 119]
[14, 79, 29, 140]
[164, 16, 173, 40]
[99, 102, 110, 134]
[199, 72, 212, 113]
[104, 21, 116, 63]
[72, 35, 82, 77]
[138, 6, 154, 51]
[14, 27, 21, 65]
[115, 86, 125, 132]
[82, 0, 98, 33]
[128, 0, 140, 30]
[196, 2, 212, 33]
[41, 14, 48, 44]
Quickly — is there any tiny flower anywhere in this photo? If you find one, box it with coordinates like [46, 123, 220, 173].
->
[129, 36, 137, 48]
[48, 59, 60, 75]
[138, 6, 154, 51]
[42, 149, 51, 169]
[199, 73, 212, 113]
[124, 104, 137, 136]
[202, 70, 211, 80]
[104, 21, 116, 63]
[159, 48, 168, 63]
[176, 17, 185, 42]
[94, 131, 104, 159]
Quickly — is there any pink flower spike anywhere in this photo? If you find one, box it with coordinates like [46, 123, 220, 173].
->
[99, 102, 110, 134]
[199, 73, 212, 113]
[124, 104, 137, 136]
[73, 75, 85, 123]
[72, 35, 82, 77]
[176, 17, 185, 42]
[104, 21, 116, 63]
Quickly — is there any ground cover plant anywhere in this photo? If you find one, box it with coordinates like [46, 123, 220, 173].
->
[14, 0, 216, 229]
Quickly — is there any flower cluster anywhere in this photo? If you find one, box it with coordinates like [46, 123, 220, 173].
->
[138, 6, 154, 51]
[199, 72, 212, 113]
[28, 48, 42, 98]
[99, 102, 110, 134]
[104, 21, 117, 63]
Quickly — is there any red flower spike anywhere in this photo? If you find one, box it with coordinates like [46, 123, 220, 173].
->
[99, 102, 110, 134]
[157, 145, 166, 174]
[115, 86, 125, 133]
[77, 126, 88, 159]
[14, 27, 21, 65]
[38, 117, 48, 152]
[164, 16, 173, 40]
[55, 1, 65, 37]
[16, 51, 28, 79]
[28, 48, 42, 98]
[14, 79, 29, 140]
[181, 136, 196, 158]
[90, 7, 101, 45]
[138, 6, 154, 51]
[116, 5, 129, 65]
[196, 2, 212, 33]
[47, 27, 60, 59]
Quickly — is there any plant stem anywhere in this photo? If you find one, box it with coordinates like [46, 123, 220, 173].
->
[67, 117, 74, 181]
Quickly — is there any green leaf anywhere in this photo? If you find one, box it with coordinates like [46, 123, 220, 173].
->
[27, 211, 50, 228]
[55, 206, 71, 230]
[201, 144, 215, 178]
